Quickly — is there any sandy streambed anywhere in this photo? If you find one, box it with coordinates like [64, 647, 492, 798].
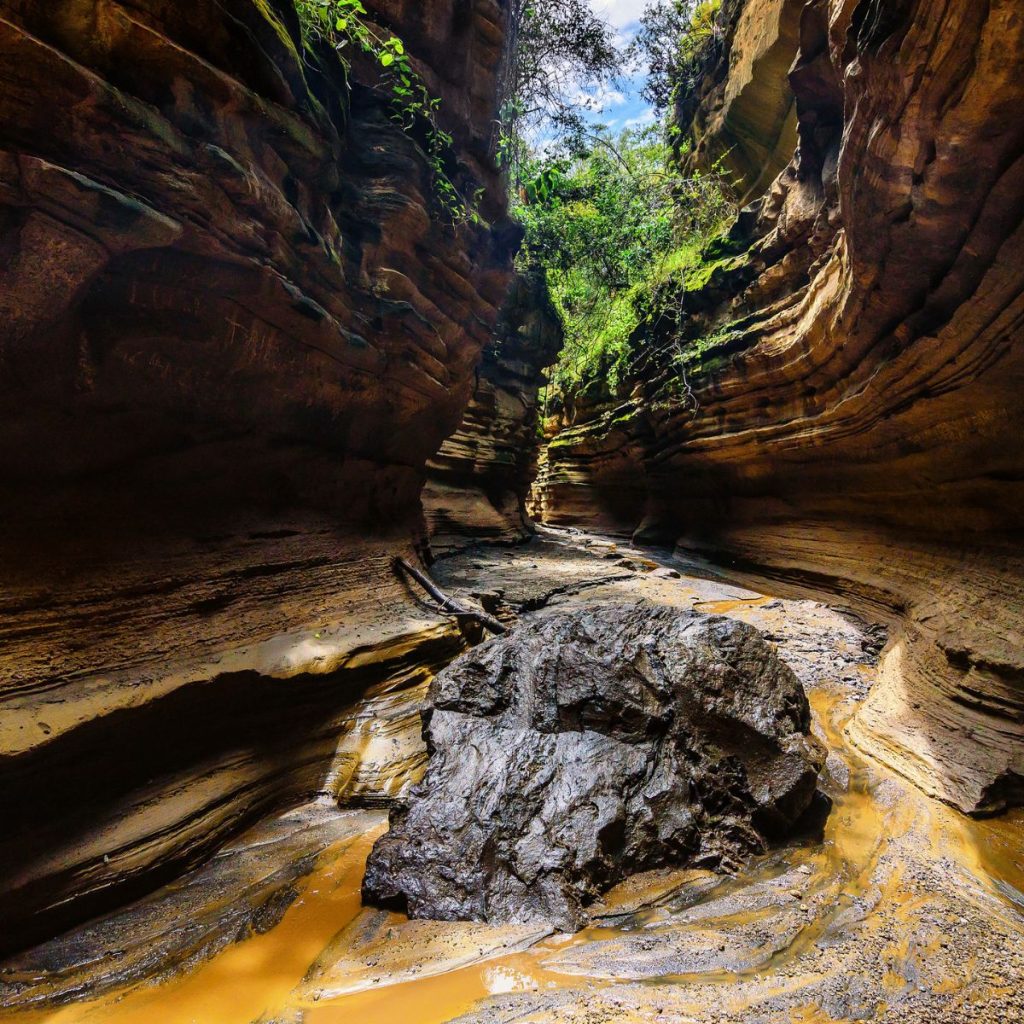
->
[2, 532, 1022, 1024]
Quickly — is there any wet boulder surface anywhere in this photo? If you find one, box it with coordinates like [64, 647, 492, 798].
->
[362, 601, 825, 931]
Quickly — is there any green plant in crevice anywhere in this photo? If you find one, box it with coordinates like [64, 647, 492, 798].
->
[294, 0, 481, 225]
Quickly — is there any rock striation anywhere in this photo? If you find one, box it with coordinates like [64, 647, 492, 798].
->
[363, 602, 824, 931]
[0, 0, 515, 955]
[424, 271, 562, 555]
[534, 0, 1024, 814]
[675, 0, 802, 205]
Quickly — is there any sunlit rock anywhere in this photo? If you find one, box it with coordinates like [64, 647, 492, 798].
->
[363, 601, 824, 930]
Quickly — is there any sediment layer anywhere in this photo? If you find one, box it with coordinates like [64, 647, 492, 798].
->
[424, 272, 562, 555]
[0, 0, 512, 954]
[5, 535, 1022, 1024]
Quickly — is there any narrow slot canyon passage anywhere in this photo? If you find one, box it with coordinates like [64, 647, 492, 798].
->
[1, 1, 1022, 1022]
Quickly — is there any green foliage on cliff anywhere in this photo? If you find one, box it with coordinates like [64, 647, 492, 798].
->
[294, 0, 480, 223]
[498, 0, 737, 403]
[516, 127, 734, 399]
[634, 0, 723, 113]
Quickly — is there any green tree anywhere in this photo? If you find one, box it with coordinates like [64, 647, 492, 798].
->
[516, 126, 732, 398]
[498, 1, 624, 177]
[633, 0, 723, 113]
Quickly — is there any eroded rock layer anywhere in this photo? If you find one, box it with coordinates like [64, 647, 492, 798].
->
[535, 0, 1024, 814]
[0, 0, 513, 954]
[675, 0, 801, 204]
[4, 536, 1023, 1023]
[424, 272, 562, 555]
[363, 602, 824, 931]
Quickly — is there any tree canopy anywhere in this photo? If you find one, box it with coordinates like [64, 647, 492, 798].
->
[500, 1, 736, 402]
[498, 0, 623, 174]
[515, 126, 733, 398]
[633, 0, 723, 113]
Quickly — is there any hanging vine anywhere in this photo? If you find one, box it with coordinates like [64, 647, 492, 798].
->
[295, 0, 483, 225]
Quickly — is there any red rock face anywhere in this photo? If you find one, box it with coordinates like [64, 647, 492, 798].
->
[0, 0, 514, 953]
[0, 0, 513, 494]
[536, 0, 1024, 814]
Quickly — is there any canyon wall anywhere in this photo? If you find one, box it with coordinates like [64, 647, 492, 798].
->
[424, 271, 562, 555]
[0, 0, 515, 954]
[676, 0, 801, 205]
[536, 0, 1024, 815]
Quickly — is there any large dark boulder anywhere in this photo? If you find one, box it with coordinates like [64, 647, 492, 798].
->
[362, 602, 825, 931]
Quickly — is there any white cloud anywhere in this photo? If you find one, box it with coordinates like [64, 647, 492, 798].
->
[596, 1, 645, 75]
[624, 107, 657, 129]
[572, 81, 628, 112]
[569, 1, 654, 133]
[594, 0, 647, 28]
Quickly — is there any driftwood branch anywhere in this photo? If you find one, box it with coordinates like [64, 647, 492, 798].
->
[394, 557, 508, 635]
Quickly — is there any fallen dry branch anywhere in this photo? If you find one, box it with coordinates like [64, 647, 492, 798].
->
[394, 557, 508, 635]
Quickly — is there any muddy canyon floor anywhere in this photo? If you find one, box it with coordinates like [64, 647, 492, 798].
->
[3, 531, 1022, 1024]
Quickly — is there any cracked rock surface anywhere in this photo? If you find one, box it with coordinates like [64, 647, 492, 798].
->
[362, 601, 824, 931]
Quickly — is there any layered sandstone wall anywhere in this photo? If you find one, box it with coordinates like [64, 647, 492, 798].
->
[424, 272, 562, 555]
[676, 0, 802, 204]
[536, 0, 1024, 815]
[0, 0, 514, 954]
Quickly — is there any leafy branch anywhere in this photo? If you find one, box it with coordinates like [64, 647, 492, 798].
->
[296, 0, 482, 224]
[633, 0, 724, 114]
[496, 0, 623, 183]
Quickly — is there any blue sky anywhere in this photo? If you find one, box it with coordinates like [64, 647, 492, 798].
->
[588, 0, 655, 133]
